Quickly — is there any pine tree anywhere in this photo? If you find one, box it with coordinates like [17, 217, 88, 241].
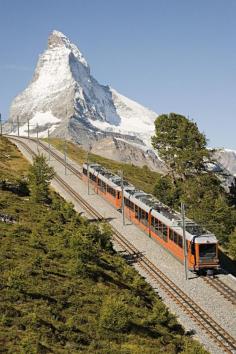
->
[151, 113, 211, 180]
[28, 155, 55, 203]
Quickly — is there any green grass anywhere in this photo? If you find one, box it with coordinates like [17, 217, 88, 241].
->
[0, 137, 208, 353]
[0, 136, 29, 182]
[44, 138, 161, 194]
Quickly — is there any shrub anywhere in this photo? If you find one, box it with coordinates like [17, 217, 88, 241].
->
[99, 295, 131, 332]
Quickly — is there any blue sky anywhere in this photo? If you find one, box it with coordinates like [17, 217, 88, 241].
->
[0, 0, 235, 149]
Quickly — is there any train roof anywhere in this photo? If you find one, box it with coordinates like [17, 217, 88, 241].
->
[83, 163, 218, 244]
[84, 163, 134, 191]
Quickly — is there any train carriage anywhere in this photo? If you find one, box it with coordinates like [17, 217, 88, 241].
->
[82, 163, 122, 208]
[82, 163, 219, 273]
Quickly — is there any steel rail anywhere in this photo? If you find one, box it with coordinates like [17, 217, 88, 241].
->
[8, 135, 236, 354]
[203, 276, 236, 306]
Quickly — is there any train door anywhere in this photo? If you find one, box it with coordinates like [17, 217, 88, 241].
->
[116, 191, 122, 209]
[188, 239, 197, 270]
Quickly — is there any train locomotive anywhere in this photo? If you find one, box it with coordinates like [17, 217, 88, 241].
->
[82, 163, 220, 273]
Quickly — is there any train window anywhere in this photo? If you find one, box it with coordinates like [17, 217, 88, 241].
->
[107, 186, 116, 197]
[135, 205, 139, 219]
[117, 192, 121, 199]
[124, 198, 134, 210]
[98, 178, 102, 186]
[151, 216, 155, 227]
[174, 232, 178, 244]
[163, 225, 168, 237]
[151, 216, 156, 232]
[83, 168, 87, 175]
[178, 236, 183, 248]
[89, 172, 96, 182]
[158, 221, 163, 233]
[141, 209, 144, 219]
[154, 218, 159, 232]
[101, 181, 106, 192]
[191, 242, 195, 255]
[169, 229, 174, 241]
[199, 244, 216, 259]
[144, 211, 148, 225]
[159, 221, 167, 241]
[138, 209, 146, 224]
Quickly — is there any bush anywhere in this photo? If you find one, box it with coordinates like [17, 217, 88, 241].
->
[99, 295, 131, 332]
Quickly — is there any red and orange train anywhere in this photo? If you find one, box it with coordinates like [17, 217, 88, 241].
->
[82, 163, 220, 273]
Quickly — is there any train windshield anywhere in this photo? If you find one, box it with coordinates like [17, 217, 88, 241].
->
[199, 244, 216, 259]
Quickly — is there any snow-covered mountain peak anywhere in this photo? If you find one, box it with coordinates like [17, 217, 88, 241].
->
[48, 30, 89, 69]
[8, 30, 159, 157]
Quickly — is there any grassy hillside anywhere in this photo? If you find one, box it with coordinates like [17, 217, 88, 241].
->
[44, 138, 160, 194]
[0, 137, 207, 353]
[0, 136, 29, 182]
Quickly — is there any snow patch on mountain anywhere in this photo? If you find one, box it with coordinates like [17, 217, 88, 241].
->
[10, 111, 61, 137]
[31, 111, 61, 126]
[88, 89, 157, 146]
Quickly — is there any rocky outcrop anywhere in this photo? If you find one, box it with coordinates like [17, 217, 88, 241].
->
[214, 149, 236, 176]
[91, 137, 166, 173]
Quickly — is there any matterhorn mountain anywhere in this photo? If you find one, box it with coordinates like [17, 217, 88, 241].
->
[7, 30, 165, 172]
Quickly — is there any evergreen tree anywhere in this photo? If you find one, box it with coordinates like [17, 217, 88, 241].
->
[28, 155, 54, 203]
[180, 174, 236, 245]
[151, 113, 211, 180]
[153, 175, 180, 207]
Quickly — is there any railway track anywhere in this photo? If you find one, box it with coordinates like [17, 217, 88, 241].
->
[203, 276, 236, 306]
[8, 135, 236, 354]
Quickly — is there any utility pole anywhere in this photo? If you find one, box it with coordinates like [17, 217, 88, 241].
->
[17, 116, 20, 137]
[27, 119, 30, 139]
[0, 113, 2, 136]
[64, 138, 67, 175]
[87, 144, 92, 195]
[120, 170, 125, 226]
[181, 202, 188, 280]
[48, 129, 51, 161]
